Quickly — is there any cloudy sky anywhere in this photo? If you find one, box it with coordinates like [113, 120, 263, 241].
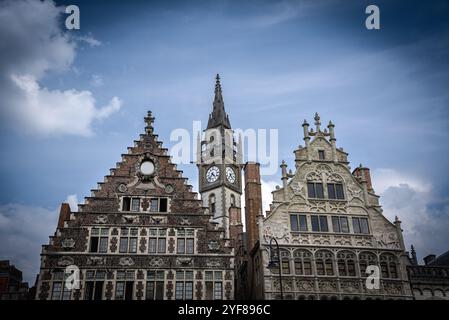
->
[0, 0, 448, 283]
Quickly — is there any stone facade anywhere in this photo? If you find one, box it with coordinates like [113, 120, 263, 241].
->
[35, 110, 235, 300]
[249, 113, 413, 300]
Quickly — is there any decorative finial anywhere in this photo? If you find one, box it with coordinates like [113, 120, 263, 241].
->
[215, 74, 221, 93]
[314, 112, 321, 132]
[144, 110, 155, 133]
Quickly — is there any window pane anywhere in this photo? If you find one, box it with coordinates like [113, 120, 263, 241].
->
[307, 183, 316, 198]
[185, 271, 194, 280]
[316, 261, 325, 275]
[336, 184, 344, 199]
[205, 271, 213, 281]
[149, 229, 157, 237]
[294, 260, 303, 275]
[146, 282, 155, 300]
[130, 228, 138, 236]
[206, 282, 213, 300]
[91, 228, 100, 236]
[100, 228, 109, 236]
[304, 261, 312, 275]
[282, 260, 290, 274]
[290, 215, 299, 231]
[99, 237, 108, 253]
[299, 215, 308, 231]
[122, 197, 131, 211]
[51, 282, 62, 300]
[129, 238, 137, 253]
[121, 228, 129, 236]
[319, 216, 328, 232]
[175, 282, 183, 300]
[90, 237, 99, 253]
[214, 271, 222, 281]
[159, 198, 168, 212]
[155, 282, 164, 300]
[352, 218, 361, 234]
[186, 238, 194, 254]
[119, 238, 128, 253]
[62, 285, 71, 300]
[328, 184, 336, 199]
[348, 261, 356, 276]
[177, 239, 185, 254]
[338, 261, 346, 276]
[150, 199, 158, 212]
[156, 271, 164, 281]
[332, 216, 340, 233]
[185, 282, 193, 300]
[84, 281, 94, 300]
[316, 183, 324, 198]
[149, 238, 157, 253]
[147, 271, 155, 280]
[340, 217, 349, 233]
[318, 150, 325, 160]
[214, 282, 222, 300]
[158, 238, 166, 253]
[115, 282, 125, 300]
[325, 261, 334, 275]
[360, 218, 369, 234]
[131, 198, 140, 212]
[311, 215, 320, 232]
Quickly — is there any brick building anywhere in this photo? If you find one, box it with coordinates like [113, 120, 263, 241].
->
[35, 78, 239, 300]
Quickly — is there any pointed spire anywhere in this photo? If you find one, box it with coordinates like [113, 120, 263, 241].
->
[314, 112, 321, 132]
[207, 74, 231, 129]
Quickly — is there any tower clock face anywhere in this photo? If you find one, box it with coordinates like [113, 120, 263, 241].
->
[206, 166, 220, 183]
[226, 167, 236, 184]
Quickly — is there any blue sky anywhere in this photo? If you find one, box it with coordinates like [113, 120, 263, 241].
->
[0, 0, 448, 283]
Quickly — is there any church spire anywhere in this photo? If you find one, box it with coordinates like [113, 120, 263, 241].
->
[207, 74, 231, 129]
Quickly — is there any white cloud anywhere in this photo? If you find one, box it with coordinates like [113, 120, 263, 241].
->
[65, 194, 79, 212]
[0, 0, 121, 136]
[0, 203, 58, 284]
[373, 168, 449, 261]
[90, 74, 104, 87]
[76, 34, 102, 47]
[10, 74, 122, 136]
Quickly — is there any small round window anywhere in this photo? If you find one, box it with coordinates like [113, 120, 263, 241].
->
[140, 160, 155, 175]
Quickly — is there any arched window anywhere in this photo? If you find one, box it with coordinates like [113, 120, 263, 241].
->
[293, 250, 312, 275]
[209, 194, 216, 214]
[337, 251, 356, 277]
[380, 253, 399, 279]
[359, 252, 377, 277]
[230, 194, 235, 207]
[315, 250, 334, 276]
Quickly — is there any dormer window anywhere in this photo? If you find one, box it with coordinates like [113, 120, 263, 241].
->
[318, 150, 325, 160]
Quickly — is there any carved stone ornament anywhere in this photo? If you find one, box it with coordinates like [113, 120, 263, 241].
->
[206, 259, 221, 268]
[122, 215, 139, 224]
[374, 233, 400, 249]
[87, 256, 106, 266]
[149, 257, 164, 268]
[165, 184, 174, 194]
[94, 215, 108, 224]
[180, 218, 191, 226]
[150, 216, 167, 225]
[118, 184, 127, 193]
[119, 257, 135, 266]
[176, 257, 193, 267]
[263, 225, 290, 243]
[61, 238, 75, 249]
[208, 241, 220, 251]
[57, 256, 74, 267]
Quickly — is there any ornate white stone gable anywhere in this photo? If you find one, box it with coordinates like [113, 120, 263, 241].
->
[263, 225, 290, 244]
[374, 232, 400, 249]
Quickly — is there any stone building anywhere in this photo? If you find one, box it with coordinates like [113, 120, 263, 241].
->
[407, 247, 449, 300]
[35, 81, 237, 300]
[243, 113, 413, 300]
[0, 260, 30, 300]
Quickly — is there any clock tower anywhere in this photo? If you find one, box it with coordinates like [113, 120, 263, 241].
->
[197, 75, 242, 236]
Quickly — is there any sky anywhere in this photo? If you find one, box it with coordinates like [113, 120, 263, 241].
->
[0, 0, 448, 284]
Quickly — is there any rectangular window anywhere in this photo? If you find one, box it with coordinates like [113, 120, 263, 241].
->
[119, 238, 128, 253]
[186, 238, 194, 254]
[290, 215, 299, 231]
[146, 271, 164, 300]
[311, 215, 328, 232]
[318, 150, 325, 160]
[129, 237, 137, 253]
[115, 282, 125, 300]
[158, 238, 166, 253]
[353, 217, 369, 234]
[307, 182, 324, 199]
[122, 197, 131, 211]
[149, 238, 157, 253]
[131, 198, 140, 212]
[316, 261, 325, 275]
[185, 282, 193, 300]
[177, 238, 185, 254]
[51, 282, 62, 300]
[319, 216, 328, 232]
[99, 237, 108, 253]
[304, 261, 312, 275]
[150, 198, 158, 212]
[332, 216, 349, 233]
[328, 183, 345, 200]
[89, 237, 99, 253]
[159, 198, 168, 212]
[214, 282, 222, 300]
[290, 214, 307, 231]
[90, 228, 109, 253]
[175, 282, 184, 300]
